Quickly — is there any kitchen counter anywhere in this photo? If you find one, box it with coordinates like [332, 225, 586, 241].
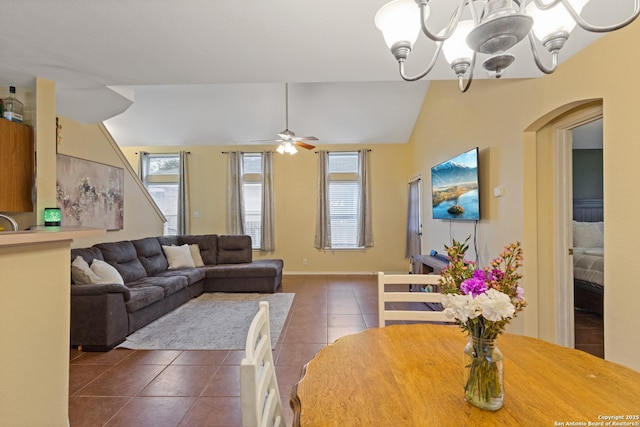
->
[0, 225, 104, 426]
[0, 226, 105, 247]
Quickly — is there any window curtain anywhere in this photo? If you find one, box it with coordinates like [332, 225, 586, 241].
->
[260, 151, 275, 251]
[177, 150, 190, 235]
[406, 178, 421, 258]
[227, 151, 245, 234]
[357, 149, 374, 248]
[138, 151, 150, 184]
[314, 150, 331, 249]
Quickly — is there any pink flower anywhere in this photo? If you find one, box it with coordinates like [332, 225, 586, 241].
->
[460, 270, 488, 297]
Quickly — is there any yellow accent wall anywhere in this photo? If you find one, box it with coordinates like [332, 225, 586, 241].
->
[56, 118, 165, 247]
[120, 144, 411, 274]
[408, 21, 640, 371]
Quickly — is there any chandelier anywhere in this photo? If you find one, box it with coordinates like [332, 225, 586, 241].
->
[375, 0, 639, 92]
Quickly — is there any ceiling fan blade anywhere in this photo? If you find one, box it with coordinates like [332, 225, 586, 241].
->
[293, 136, 319, 142]
[251, 138, 284, 143]
[295, 141, 316, 150]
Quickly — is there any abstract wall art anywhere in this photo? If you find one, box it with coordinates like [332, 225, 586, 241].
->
[56, 154, 124, 230]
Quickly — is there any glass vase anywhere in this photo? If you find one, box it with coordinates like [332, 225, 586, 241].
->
[463, 336, 504, 410]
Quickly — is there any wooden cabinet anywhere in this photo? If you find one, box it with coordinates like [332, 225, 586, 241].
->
[0, 119, 34, 212]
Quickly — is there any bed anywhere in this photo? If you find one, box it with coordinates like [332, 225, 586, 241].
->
[573, 199, 604, 315]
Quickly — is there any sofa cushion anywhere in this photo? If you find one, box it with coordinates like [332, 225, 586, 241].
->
[157, 235, 179, 247]
[162, 244, 196, 269]
[90, 260, 125, 285]
[132, 237, 169, 275]
[125, 286, 165, 313]
[94, 241, 148, 283]
[127, 276, 188, 297]
[217, 235, 252, 264]
[71, 247, 104, 265]
[153, 268, 205, 285]
[204, 259, 282, 279]
[178, 235, 218, 265]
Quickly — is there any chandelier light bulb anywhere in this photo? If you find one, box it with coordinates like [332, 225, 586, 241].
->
[442, 20, 475, 66]
[375, 0, 423, 50]
[527, 0, 590, 44]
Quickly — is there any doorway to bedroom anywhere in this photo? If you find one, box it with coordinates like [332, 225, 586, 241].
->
[571, 119, 604, 358]
[524, 101, 604, 356]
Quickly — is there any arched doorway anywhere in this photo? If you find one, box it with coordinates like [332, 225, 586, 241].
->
[523, 101, 603, 347]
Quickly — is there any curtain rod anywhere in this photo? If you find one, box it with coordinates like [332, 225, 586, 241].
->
[314, 149, 372, 153]
[221, 150, 274, 154]
[134, 151, 191, 154]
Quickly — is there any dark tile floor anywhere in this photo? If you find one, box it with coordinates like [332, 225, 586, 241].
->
[574, 308, 604, 359]
[69, 275, 606, 426]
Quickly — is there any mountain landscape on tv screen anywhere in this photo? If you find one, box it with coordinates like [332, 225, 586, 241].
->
[431, 158, 479, 220]
[431, 161, 477, 188]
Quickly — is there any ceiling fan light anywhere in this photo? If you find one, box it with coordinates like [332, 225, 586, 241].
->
[285, 142, 297, 155]
[276, 144, 286, 154]
[527, 0, 589, 42]
[375, 0, 423, 50]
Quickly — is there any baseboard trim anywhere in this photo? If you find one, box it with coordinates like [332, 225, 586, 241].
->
[284, 271, 377, 276]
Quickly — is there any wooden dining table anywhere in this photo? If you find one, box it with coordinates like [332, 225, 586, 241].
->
[290, 324, 640, 426]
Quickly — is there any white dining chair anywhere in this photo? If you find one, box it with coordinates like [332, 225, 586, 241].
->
[378, 272, 451, 327]
[240, 301, 286, 427]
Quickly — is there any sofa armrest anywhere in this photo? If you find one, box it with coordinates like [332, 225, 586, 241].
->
[71, 283, 131, 302]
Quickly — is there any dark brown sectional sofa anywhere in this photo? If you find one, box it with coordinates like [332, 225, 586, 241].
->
[70, 234, 283, 351]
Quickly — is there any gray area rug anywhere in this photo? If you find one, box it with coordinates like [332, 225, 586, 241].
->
[117, 293, 295, 350]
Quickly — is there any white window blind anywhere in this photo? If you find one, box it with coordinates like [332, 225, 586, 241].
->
[242, 153, 263, 249]
[146, 154, 180, 235]
[328, 152, 360, 248]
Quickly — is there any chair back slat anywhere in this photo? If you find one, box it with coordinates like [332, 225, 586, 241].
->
[378, 272, 452, 327]
[241, 301, 285, 427]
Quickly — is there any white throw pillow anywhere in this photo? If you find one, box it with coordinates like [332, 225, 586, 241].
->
[71, 256, 102, 285]
[189, 244, 205, 267]
[163, 244, 196, 269]
[90, 259, 125, 285]
[573, 221, 604, 248]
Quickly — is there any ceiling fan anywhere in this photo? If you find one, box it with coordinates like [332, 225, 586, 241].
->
[252, 83, 318, 154]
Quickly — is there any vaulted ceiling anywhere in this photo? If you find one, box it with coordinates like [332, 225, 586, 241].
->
[0, 1, 633, 147]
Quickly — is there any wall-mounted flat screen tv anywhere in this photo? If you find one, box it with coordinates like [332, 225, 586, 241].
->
[431, 147, 480, 220]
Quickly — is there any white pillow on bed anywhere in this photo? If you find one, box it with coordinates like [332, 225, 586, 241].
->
[573, 221, 604, 248]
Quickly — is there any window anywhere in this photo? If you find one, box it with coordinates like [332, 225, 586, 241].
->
[145, 154, 180, 235]
[242, 153, 263, 249]
[328, 152, 360, 248]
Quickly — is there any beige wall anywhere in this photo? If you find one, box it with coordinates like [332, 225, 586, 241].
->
[121, 144, 411, 274]
[408, 21, 640, 371]
[56, 118, 165, 247]
[1, 79, 84, 426]
[0, 241, 72, 426]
